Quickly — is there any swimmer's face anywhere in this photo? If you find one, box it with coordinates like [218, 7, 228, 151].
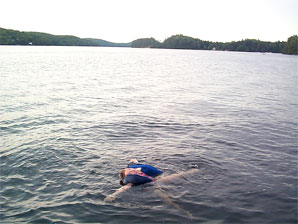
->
[120, 168, 138, 179]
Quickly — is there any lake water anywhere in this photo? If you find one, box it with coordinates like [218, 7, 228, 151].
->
[0, 46, 297, 223]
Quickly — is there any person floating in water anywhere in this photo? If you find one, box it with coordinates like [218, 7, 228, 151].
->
[104, 159, 199, 202]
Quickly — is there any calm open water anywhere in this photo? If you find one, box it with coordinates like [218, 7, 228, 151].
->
[0, 46, 297, 223]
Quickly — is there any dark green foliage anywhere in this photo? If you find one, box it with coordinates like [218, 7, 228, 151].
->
[223, 39, 286, 53]
[1, 27, 296, 54]
[132, 34, 293, 54]
[131, 38, 161, 48]
[0, 27, 131, 47]
[282, 35, 298, 55]
[162, 35, 198, 49]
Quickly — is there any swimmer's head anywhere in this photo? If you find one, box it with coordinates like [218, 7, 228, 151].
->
[119, 169, 127, 186]
[120, 169, 126, 180]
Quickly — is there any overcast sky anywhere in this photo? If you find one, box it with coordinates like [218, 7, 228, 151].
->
[1, 0, 297, 43]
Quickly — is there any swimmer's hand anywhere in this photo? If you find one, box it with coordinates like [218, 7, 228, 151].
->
[104, 195, 115, 202]
[129, 159, 138, 164]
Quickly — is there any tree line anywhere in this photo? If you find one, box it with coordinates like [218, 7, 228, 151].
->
[1, 27, 296, 54]
[0, 27, 130, 47]
[132, 34, 298, 55]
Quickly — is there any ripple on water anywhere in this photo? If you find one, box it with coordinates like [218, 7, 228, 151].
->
[0, 47, 297, 223]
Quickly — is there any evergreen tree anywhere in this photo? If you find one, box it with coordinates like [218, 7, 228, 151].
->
[283, 35, 298, 55]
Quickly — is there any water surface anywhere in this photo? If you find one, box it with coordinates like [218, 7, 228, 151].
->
[0, 46, 297, 223]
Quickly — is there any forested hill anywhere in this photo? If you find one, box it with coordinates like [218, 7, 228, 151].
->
[1, 27, 297, 54]
[132, 34, 298, 55]
[0, 28, 131, 47]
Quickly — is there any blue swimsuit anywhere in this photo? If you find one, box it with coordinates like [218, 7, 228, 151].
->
[122, 163, 163, 186]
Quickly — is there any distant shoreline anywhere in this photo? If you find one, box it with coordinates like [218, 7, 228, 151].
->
[0, 27, 131, 48]
[1, 27, 297, 55]
[131, 35, 297, 55]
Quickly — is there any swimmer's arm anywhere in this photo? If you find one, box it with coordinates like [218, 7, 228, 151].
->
[104, 184, 132, 202]
[156, 169, 199, 183]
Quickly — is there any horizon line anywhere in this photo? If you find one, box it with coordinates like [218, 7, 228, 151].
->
[1, 26, 295, 44]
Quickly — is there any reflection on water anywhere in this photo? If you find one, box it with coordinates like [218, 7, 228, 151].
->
[0, 46, 297, 223]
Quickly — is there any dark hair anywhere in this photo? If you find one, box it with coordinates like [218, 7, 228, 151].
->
[120, 169, 126, 186]
[120, 169, 125, 179]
